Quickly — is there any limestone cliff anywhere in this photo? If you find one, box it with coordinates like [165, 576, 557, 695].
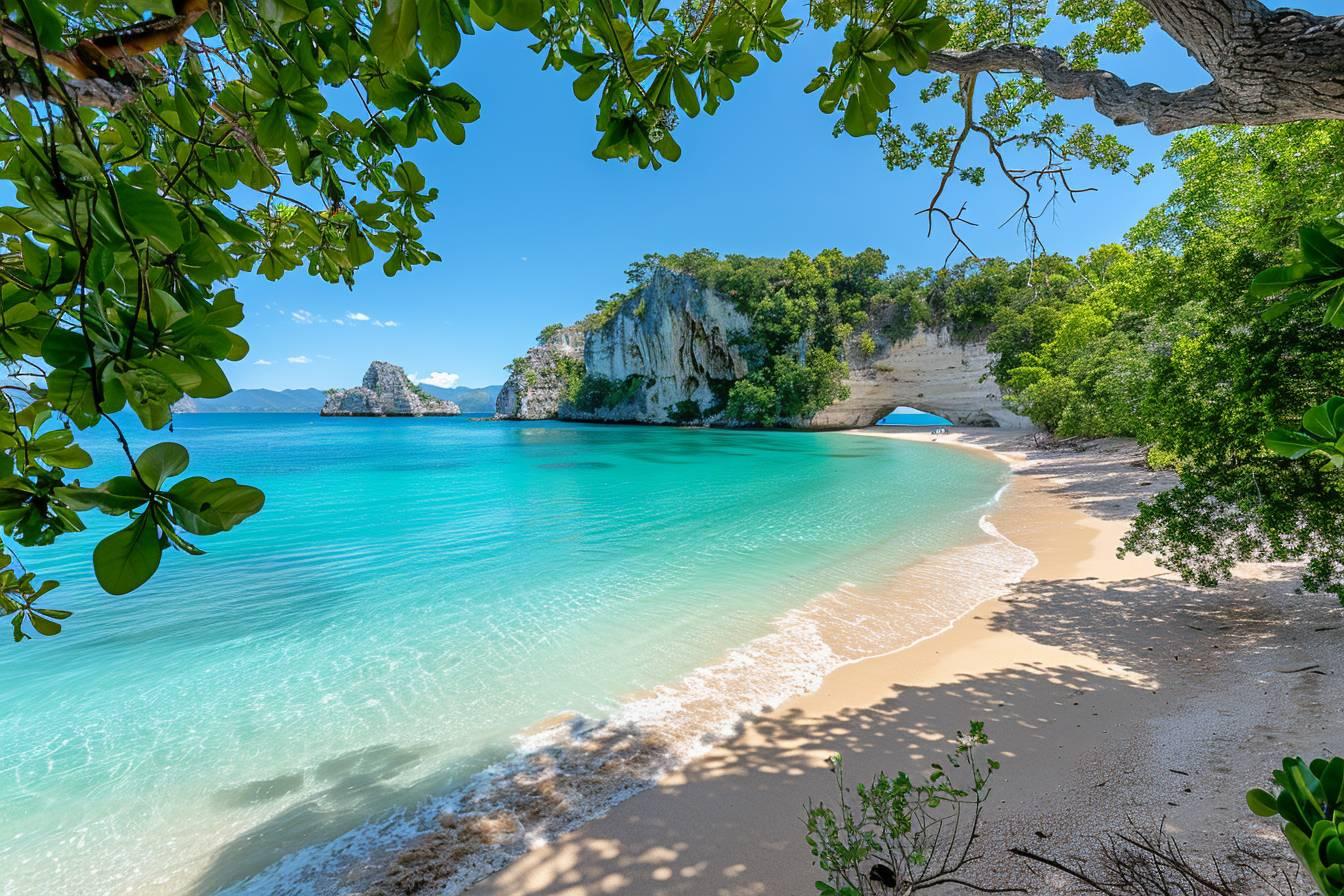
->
[494, 326, 585, 419]
[562, 269, 749, 424]
[321, 361, 460, 417]
[504, 268, 1030, 429]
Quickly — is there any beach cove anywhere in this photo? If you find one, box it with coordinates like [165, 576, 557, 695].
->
[453, 429, 1341, 896]
[0, 418, 1024, 896]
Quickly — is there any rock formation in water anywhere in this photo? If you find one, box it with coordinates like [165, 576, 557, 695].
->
[495, 326, 586, 419]
[501, 268, 1029, 429]
[321, 361, 461, 417]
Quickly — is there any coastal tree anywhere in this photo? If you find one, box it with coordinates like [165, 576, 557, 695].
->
[3, 0, 1344, 639]
[988, 122, 1344, 601]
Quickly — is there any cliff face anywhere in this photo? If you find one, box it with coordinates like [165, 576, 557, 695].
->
[800, 322, 1031, 429]
[563, 269, 749, 424]
[494, 326, 585, 419]
[504, 269, 1030, 429]
[321, 361, 461, 417]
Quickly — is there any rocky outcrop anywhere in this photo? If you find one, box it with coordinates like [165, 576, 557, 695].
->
[800, 322, 1032, 429]
[495, 326, 585, 419]
[321, 361, 460, 417]
[504, 268, 1031, 429]
[563, 269, 749, 424]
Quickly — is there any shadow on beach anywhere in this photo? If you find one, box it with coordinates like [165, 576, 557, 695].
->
[462, 566, 1336, 896]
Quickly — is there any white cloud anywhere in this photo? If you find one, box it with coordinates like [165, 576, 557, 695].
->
[372, 319, 399, 328]
[291, 309, 318, 324]
[346, 311, 370, 321]
[287, 355, 311, 365]
[254, 359, 273, 366]
[332, 319, 345, 326]
[412, 371, 460, 389]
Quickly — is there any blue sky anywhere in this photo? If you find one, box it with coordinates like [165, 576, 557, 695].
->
[232, 16, 1213, 391]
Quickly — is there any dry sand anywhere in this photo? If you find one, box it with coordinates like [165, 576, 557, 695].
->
[464, 429, 1341, 895]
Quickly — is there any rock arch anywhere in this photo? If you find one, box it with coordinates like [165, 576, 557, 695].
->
[803, 326, 1034, 430]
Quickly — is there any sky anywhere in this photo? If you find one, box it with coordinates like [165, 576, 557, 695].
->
[231, 14, 1215, 391]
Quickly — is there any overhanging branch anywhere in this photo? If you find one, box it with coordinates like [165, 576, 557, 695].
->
[928, 2, 1344, 136]
[929, 45, 1229, 136]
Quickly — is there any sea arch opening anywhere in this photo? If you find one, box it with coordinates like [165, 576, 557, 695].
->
[876, 405, 954, 427]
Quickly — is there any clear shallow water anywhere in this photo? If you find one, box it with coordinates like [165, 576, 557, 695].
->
[0, 416, 1010, 896]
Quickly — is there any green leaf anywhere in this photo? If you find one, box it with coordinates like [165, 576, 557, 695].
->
[417, 0, 462, 67]
[23, 0, 66, 51]
[257, 0, 308, 25]
[41, 328, 89, 370]
[1249, 262, 1314, 298]
[27, 612, 61, 636]
[167, 477, 265, 535]
[573, 68, 606, 102]
[370, 0, 421, 68]
[44, 368, 99, 427]
[1323, 285, 1344, 328]
[673, 70, 700, 117]
[1265, 429, 1323, 460]
[1248, 787, 1281, 817]
[112, 182, 184, 253]
[135, 443, 190, 490]
[92, 515, 163, 595]
[493, 0, 542, 32]
[1300, 227, 1344, 272]
[1302, 404, 1338, 441]
[57, 476, 150, 514]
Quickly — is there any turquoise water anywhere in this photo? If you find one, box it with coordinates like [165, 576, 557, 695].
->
[0, 417, 1010, 896]
[878, 406, 953, 426]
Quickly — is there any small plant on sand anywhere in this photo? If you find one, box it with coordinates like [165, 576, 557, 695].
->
[804, 722, 1002, 895]
[1248, 756, 1344, 896]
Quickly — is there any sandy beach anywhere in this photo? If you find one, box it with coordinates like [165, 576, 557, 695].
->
[458, 428, 1341, 895]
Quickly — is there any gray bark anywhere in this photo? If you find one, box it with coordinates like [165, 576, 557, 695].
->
[930, 0, 1344, 134]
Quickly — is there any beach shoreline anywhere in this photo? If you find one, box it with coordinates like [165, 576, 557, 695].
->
[458, 426, 1340, 896]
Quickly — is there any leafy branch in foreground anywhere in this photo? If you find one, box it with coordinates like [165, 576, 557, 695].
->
[803, 722, 1015, 895]
[1248, 757, 1344, 896]
[1257, 223, 1344, 469]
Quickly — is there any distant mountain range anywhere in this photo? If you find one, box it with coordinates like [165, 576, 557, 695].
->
[174, 385, 502, 414]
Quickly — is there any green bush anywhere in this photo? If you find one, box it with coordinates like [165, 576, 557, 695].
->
[805, 723, 998, 896]
[553, 356, 585, 405]
[1248, 756, 1344, 895]
[536, 323, 565, 344]
[571, 374, 649, 412]
[667, 399, 703, 424]
[725, 379, 778, 426]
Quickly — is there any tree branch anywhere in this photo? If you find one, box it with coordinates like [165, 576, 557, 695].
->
[0, 0, 209, 110]
[929, 4, 1344, 135]
[930, 45, 1230, 135]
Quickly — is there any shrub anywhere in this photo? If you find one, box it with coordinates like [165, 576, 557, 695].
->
[536, 323, 565, 344]
[1248, 757, 1344, 895]
[553, 356, 585, 405]
[667, 399, 703, 424]
[804, 723, 998, 895]
[572, 374, 648, 412]
[857, 331, 878, 358]
[725, 379, 778, 426]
